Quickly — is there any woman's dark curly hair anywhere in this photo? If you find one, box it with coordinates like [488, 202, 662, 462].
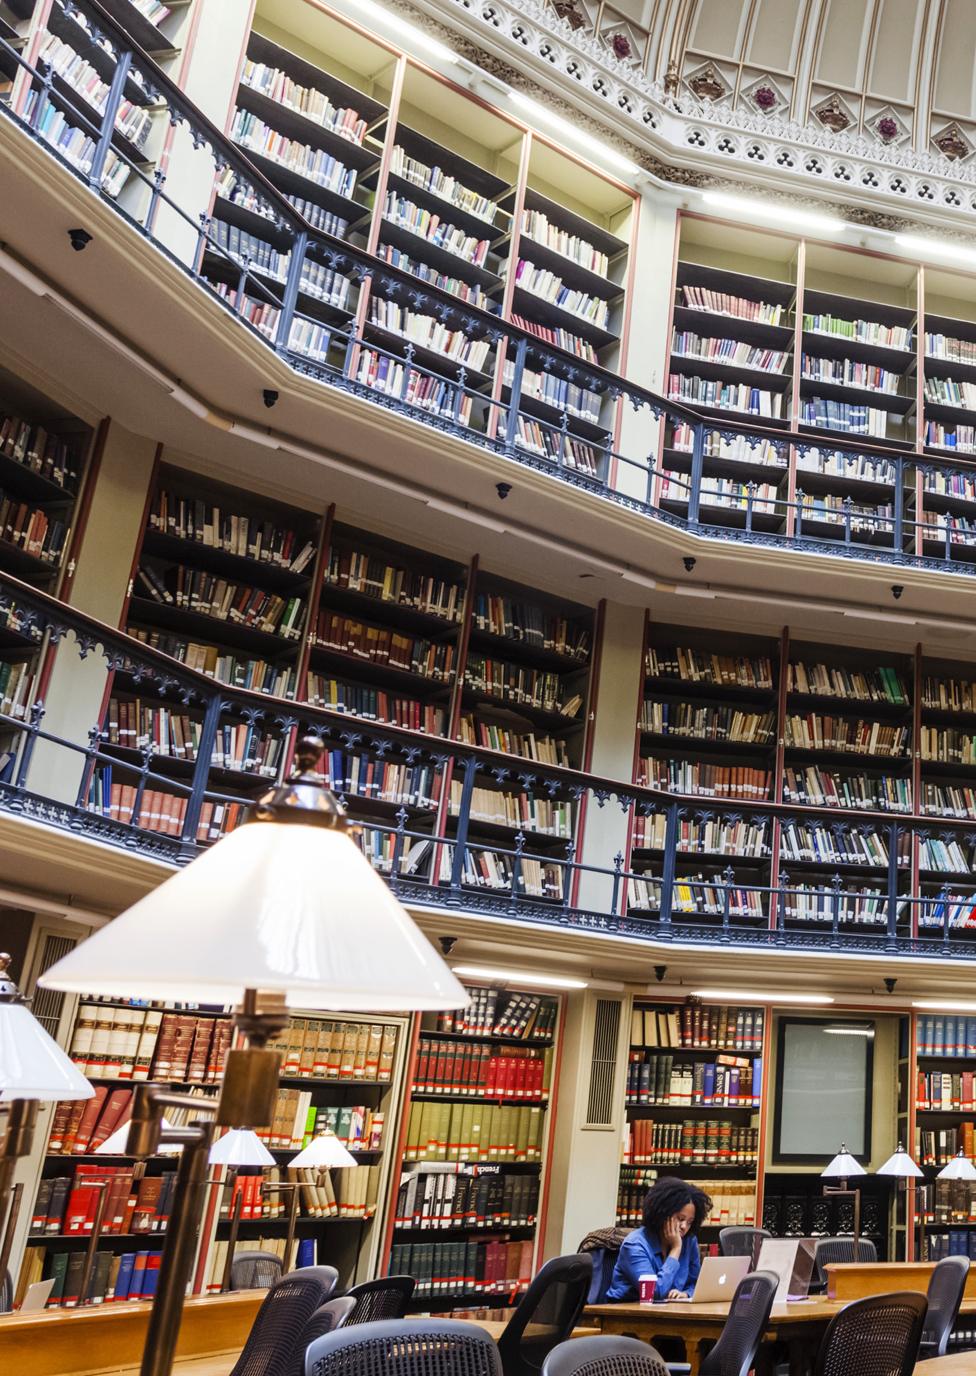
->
[642, 1177, 712, 1237]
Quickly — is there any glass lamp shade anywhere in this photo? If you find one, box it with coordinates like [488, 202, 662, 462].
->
[938, 1150, 976, 1181]
[289, 1131, 357, 1168]
[96, 1116, 182, 1155]
[209, 1128, 275, 1167]
[0, 1001, 93, 1101]
[38, 823, 468, 1010]
[877, 1145, 924, 1178]
[821, 1146, 866, 1179]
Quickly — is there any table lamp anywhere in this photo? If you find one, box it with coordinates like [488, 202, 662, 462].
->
[878, 1143, 924, 1260]
[39, 736, 467, 1376]
[821, 1144, 866, 1256]
[938, 1149, 976, 1180]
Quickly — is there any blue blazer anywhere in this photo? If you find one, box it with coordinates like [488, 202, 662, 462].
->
[606, 1228, 701, 1301]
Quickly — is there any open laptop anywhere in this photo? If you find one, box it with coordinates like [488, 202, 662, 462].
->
[755, 1238, 816, 1302]
[685, 1255, 751, 1303]
[19, 1277, 56, 1311]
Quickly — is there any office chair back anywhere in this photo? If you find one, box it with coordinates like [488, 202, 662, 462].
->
[700, 1270, 778, 1376]
[344, 1275, 415, 1324]
[230, 1250, 286, 1291]
[229, 1266, 338, 1376]
[718, 1228, 770, 1264]
[811, 1237, 877, 1294]
[497, 1253, 594, 1376]
[292, 1297, 357, 1376]
[813, 1292, 928, 1376]
[305, 1317, 502, 1376]
[542, 1335, 669, 1376]
[920, 1255, 969, 1358]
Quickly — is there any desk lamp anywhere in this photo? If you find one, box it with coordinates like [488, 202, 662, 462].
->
[821, 1145, 866, 1257]
[40, 736, 466, 1376]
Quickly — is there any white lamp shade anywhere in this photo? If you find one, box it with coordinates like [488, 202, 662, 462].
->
[0, 1002, 94, 1101]
[821, 1148, 866, 1179]
[38, 823, 468, 1011]
[938, 1152, 976, 1181]
[209, 1128, 275, 1167]
[289, 1131, 357, 1168]
[96, 1115, 182, 1155]
[878, 1146, 924, 1178]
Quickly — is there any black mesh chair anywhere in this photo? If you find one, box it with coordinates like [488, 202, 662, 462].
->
[810, 1237, 878, 1294]
[542, 1335, 670, 1376]
[813, 1292, 928, 1376]
[306, 1317, 503, 1376]
[292, 1297, 357, 1376]
[497, 1253, 594, 1376]
[229, 1266, 339, 1376]
[718, 1228, 770, 1263]
[920, 1255, 969, 1358]
[230, 1249, 287, 1291]
[343, 1275, 416, 1324]
[662, 1270, 778, 1376]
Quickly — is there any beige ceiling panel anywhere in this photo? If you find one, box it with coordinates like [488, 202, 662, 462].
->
[933, 0, 976, 118]
[605, 0, 654, 23]
[687, 0, 751, 60]
[867, 0, 925, 103]
[746, 0, 807, 71]
[814, 0, 872, 90]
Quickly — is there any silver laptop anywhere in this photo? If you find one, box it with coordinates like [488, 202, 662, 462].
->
[689, 1255, 751, 1303]
[755, 1238, 816, 1302]
[20, 1277, 56, 1311]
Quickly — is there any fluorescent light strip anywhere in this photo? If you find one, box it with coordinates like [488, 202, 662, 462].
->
[701, 191, 845, 234]
[823, 1026, 875, 1037]
[691, 988, 834, 1005]
[894, 233, 976, 266]
[452, 964, 587, 990]
[355, 0, 459, 64]
[913, 999, 976, 1012]
[507, 91, 641, 176]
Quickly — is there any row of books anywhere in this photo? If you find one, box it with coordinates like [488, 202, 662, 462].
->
[667, 376, 784, 418]
[640, 702, 775, 744]
[631, 1005, 764, 1052]
[128, 628, 296, 697]
[916, 1016, 976, 1058]
[920, 728, 976, 763]
[628, 874, 764, 920]
[435, 989, 557, 1041]
[787, 661, 908, 702]
[149, 489, 316, 572]
[922, 470, 976, 504]
[617, 1175, 755, 1227]
[509, 259, 610, 329]
[353, 350, 474, 427]
[390, 146, 497, 224]
[798, 494, 893, 533]
[802, 315, 913, 349]
[31, 1167, 175, 1236]
[454, 784, 574, 839]
[923, 782, 976, 820]
[506, 362, 602, 423]
[23, 92, 130, 199]
[395, 1169, 538, 1231]
[799, 398, 889, 437]
[782, 886, 887, 926]
[222, 1163, 378, 1219]
[231, 109, 357, 198]
[313, 610, 455, 680]
[508, 418, 602, 478]
[670, 333, 790, 373]
[378, 243, 490, 308]
[925, 333, 976, 364]
[136, 562, 305, 639]
[406, 842, 566, 901]
[679, 285, 786, 325]
[457, 717, 569, 766]
[784, 716, 909, 756]
[521, 209, 610, 276]
[917, 1122, 976, 1165]
[257, 1089, 384, 1151]
[87, 774, 245, 842]
[214, 170, 351, 238]
[39, 1247, 161, 1307]
[387, 1238, 533, 1298]
[644, 647, 773, 689]
[368, 300, 492, 369]
[36, 35, 154, 153]
[0, 411, 79, 491]
[926, 1231, 976, 1262]
[319, 752, 442, 810]
[132, 0, 173, 25]
[796, 450, 895, 484]
[383, 192, 490, 268]
[621, 1119, 760, 1165]
[464, 657, 584, 717]
[625, 1055, 762, 1107]
[263, 1016, 398, 1081]
[671, 424, 786, 468]
[0, 492, 69, 565]
[917, 1074, 976, 1112]
[413, 1040, 550, 1100]
[326, 547, 464, 621]
[779, 822, 902, 867]
[105, 700, 285, 777]
[0, 657, 31, 720]
[473, 599, 589, 656]
[782, 766, 911, 813]
[240, 58, 369, 144]
[637, 759, 771, 801]
[402, 1101, 546, 1163]
[678, 477, 781, 511]
[925, 422, 976, 453]
[511, 313, 598, 365]
[303, 675, 446, 733]
[801, 356, 903, 393]
[922, 510, 976, 544]
[68, 1005, 231, 1083]
[926, 377, 976, 408]
[632, 813, 769, 858]
[49, 1087, 217, 1158]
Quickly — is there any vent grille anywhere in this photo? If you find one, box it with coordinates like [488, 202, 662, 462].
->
[29, 932, 76, 1037]
[585, 998, 621, 1126]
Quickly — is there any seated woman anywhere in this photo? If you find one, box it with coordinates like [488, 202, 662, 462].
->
[606, 1177, 712, 1301]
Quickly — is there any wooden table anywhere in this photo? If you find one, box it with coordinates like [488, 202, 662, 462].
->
[913, 1355, 976, 1376]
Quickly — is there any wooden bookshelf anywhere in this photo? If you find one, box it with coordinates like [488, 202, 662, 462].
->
[909, 1010, 976, 1262]
[387, 981, 560, 1310]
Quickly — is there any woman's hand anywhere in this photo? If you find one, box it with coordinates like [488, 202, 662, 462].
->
[667, 1289, 688, 1301]
[661, 1215, 683, 1259]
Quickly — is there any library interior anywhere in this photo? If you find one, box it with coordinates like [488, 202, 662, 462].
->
[7, 1, 976, 1374]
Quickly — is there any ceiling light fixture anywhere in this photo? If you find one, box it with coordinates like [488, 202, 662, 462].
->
[823, 1025, 875, 1037]
[913, 999, 976, 1011]
[894, 233, 976, 266]
[701, 191, 845, 233]
[452, 964, 588, 990]
[355, 0, 459, 64]
[691, 988, 834, 1005]
[507, 91, 641, 175]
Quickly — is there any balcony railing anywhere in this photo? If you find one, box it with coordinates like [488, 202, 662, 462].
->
[1, 568, 976, 961]
[4, 2, 976, 582]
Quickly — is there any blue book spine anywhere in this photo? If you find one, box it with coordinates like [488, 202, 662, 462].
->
[142, 1253, 162, 1297]
[296, 1238, 316, 1268]
[702, 1063, 715, 1106]
[752, 1058, 763, 1106]
[114, 1251, 136, 1302]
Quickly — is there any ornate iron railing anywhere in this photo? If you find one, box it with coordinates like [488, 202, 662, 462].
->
[2, 568, 976, 961]
[4, 2, 976, 582]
